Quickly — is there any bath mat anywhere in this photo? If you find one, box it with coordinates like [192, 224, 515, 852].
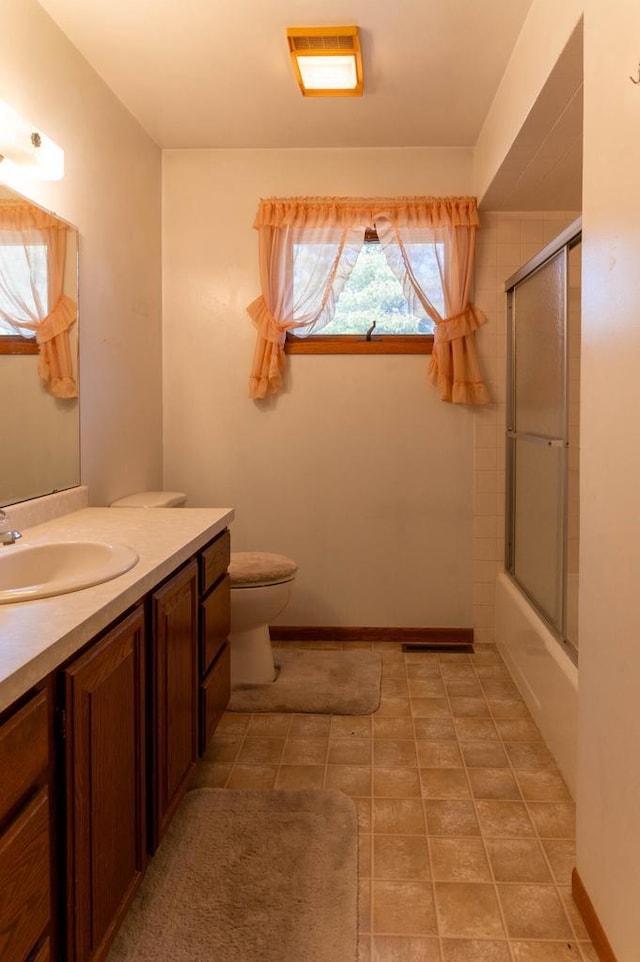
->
[106, 787, 358, 962]
[228, 648, 382, 714]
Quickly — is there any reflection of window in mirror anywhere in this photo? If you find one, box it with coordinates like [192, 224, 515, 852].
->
[0, 240, 47, 355]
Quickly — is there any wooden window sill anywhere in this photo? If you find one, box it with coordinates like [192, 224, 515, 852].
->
[0, 337, 38, 356]
[285, 335, 434, 355]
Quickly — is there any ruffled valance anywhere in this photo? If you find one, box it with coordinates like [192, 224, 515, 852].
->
[253, 195, 481, 231]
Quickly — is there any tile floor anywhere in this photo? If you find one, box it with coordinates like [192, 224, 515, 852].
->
[200, 641, 596, 962]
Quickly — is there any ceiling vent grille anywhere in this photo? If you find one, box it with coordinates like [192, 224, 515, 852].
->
[290, 34, 356, 52]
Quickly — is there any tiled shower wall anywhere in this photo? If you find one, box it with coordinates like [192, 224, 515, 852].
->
[472, 211, 581, 645]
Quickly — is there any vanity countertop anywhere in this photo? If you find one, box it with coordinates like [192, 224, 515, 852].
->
[0, 506, 234, 714]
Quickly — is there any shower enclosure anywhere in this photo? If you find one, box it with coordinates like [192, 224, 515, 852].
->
[504, 219, 582, 664]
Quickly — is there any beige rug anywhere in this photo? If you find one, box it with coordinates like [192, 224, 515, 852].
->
[107, 788, 358, 962]
[229, 648, 382, 714]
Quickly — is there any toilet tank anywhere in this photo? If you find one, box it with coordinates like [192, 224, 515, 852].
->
[109, 491, 187, 508]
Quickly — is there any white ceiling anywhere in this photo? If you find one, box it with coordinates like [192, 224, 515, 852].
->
[35, 0, 584, 209]
[37, 0, 536, 150]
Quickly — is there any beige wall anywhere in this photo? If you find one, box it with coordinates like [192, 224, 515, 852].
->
[162, 147, 477, 627]
[474, 0, 583, 203]
[577, 2, 640, 959]
[0, 0, 163, 506]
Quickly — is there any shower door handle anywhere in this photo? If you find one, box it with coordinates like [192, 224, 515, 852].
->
[506, 431, 566, 448]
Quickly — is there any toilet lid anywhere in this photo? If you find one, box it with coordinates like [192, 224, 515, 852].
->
[229, 552, 298, 587]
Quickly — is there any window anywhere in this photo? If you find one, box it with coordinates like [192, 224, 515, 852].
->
[286, 229, 441, 355]
[0, 241, 48, 355]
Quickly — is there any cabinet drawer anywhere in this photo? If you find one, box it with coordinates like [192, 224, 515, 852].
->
[0, 788, 50, 962]
[200, 574, 231, 676]
[0, 690, 48, 826]
[199, 529, 230, 596]
[199, 643, 230, 755]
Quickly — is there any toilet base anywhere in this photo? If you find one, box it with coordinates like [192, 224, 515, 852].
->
[230, 623, 277, 687]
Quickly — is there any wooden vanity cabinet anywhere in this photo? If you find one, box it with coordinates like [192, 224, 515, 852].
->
[198, 530, 231, 755]
[0, 688, 51, 962]
[63, 606, 147, 962]
[149, 560, 199, 852]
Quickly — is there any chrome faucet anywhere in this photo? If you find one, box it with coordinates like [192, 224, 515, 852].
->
[0, 509, 22, 546]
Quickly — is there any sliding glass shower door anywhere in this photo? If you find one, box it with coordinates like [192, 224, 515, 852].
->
[505, 222, 581, 659]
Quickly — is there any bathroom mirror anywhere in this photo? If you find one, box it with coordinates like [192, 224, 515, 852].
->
[0, 184, 80, 507]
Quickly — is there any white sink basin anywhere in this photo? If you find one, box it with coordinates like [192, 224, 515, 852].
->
[0, 540, 139, 604]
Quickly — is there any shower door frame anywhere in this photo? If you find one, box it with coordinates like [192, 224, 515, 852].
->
[504, 217, 581, 665]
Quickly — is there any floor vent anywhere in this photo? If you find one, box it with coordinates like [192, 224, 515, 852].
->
[401, 643, 475, 654]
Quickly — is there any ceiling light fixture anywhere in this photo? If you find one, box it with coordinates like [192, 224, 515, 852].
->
[286, 26, 363, 97]
[0, 98, 64, 181]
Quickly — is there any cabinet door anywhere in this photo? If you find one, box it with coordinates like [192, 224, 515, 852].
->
[150, 560, 198, 850]
[64, 607, 146, 962]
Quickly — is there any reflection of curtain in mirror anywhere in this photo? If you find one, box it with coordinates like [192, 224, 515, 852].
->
[0, 200, 77, 398]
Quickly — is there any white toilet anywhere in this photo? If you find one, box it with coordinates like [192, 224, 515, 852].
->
[228, 552, 297, 688]
[109, 491, 297, 689]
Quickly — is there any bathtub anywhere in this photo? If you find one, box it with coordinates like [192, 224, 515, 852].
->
[495, 572, 578, 797]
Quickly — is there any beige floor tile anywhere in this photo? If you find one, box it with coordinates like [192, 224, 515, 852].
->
[374, 739, 418, 767]
[246, 713, 292, 735]
[202, 734, 243, 763]
[511, 941, 584, 961]
[274, 764, 324, 790]
[225, 763, 278, 789]
[288, 714, 332, 736]
[360, 879, 372, 933]
[445, 680, 485, 697]
[373, 880, 438, 935]
[430, 837, 492, 882]
[373, 716, 416, 739]
[515, 771, 571, 801]
[354, 797, 373, 833]
[440, 939, 511, 962]
[487, 698, 532, 719]
[434, 882, 505, 938]
[372, 935, 441, 962]
[505, 742, 558, 771]
[281, 736, 328, 765]
[406, 660, 442, 679]
[467, 768, 521, 800]
[328, 737, 372, 765]
[454, 717, 499, 741]
[527, 801, 576, 838]
[358, 936, 372, 962]
[413, 717, 457, 740]
[423, 799, 481, 838]
[381, 678, 411, 697]
[493, 718, 544, 742]
[376, 697, 412, 716]
[373, 766, 422, 797]
[373, 835, 431, 880]
[460, 741, 509, 768]
[475, 800, 535, 837]
[497, 884, 574, 939]
[325, 764, 372, 796]
[237, 735, 285, 764]
[541, 839, 576, 886]
[408, 679, 447, 697]
[558, 888, 589, 940]
[578, 943, 599, 961]
[331, 715, 372, 737]
[480, 679, 521, 699]
[420, 768, 471, 799]
[485, 838, 552, 882]
[416, 741, 463, 768]
[214, 712, 251, 735]
[191, 761, 230, 788]
[373, 798, 426, 835]
[449, 697, 491, 718]
[359, 834, 372, 879]
[411, 697, 452, 718]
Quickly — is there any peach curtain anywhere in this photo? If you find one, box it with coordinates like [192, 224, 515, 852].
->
[0, 200, 78, 398]
[247, 195, 488, 404]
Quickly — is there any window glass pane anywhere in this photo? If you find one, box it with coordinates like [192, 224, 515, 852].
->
[294, 241, 441, 336]
[0, 243, 48, 337]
